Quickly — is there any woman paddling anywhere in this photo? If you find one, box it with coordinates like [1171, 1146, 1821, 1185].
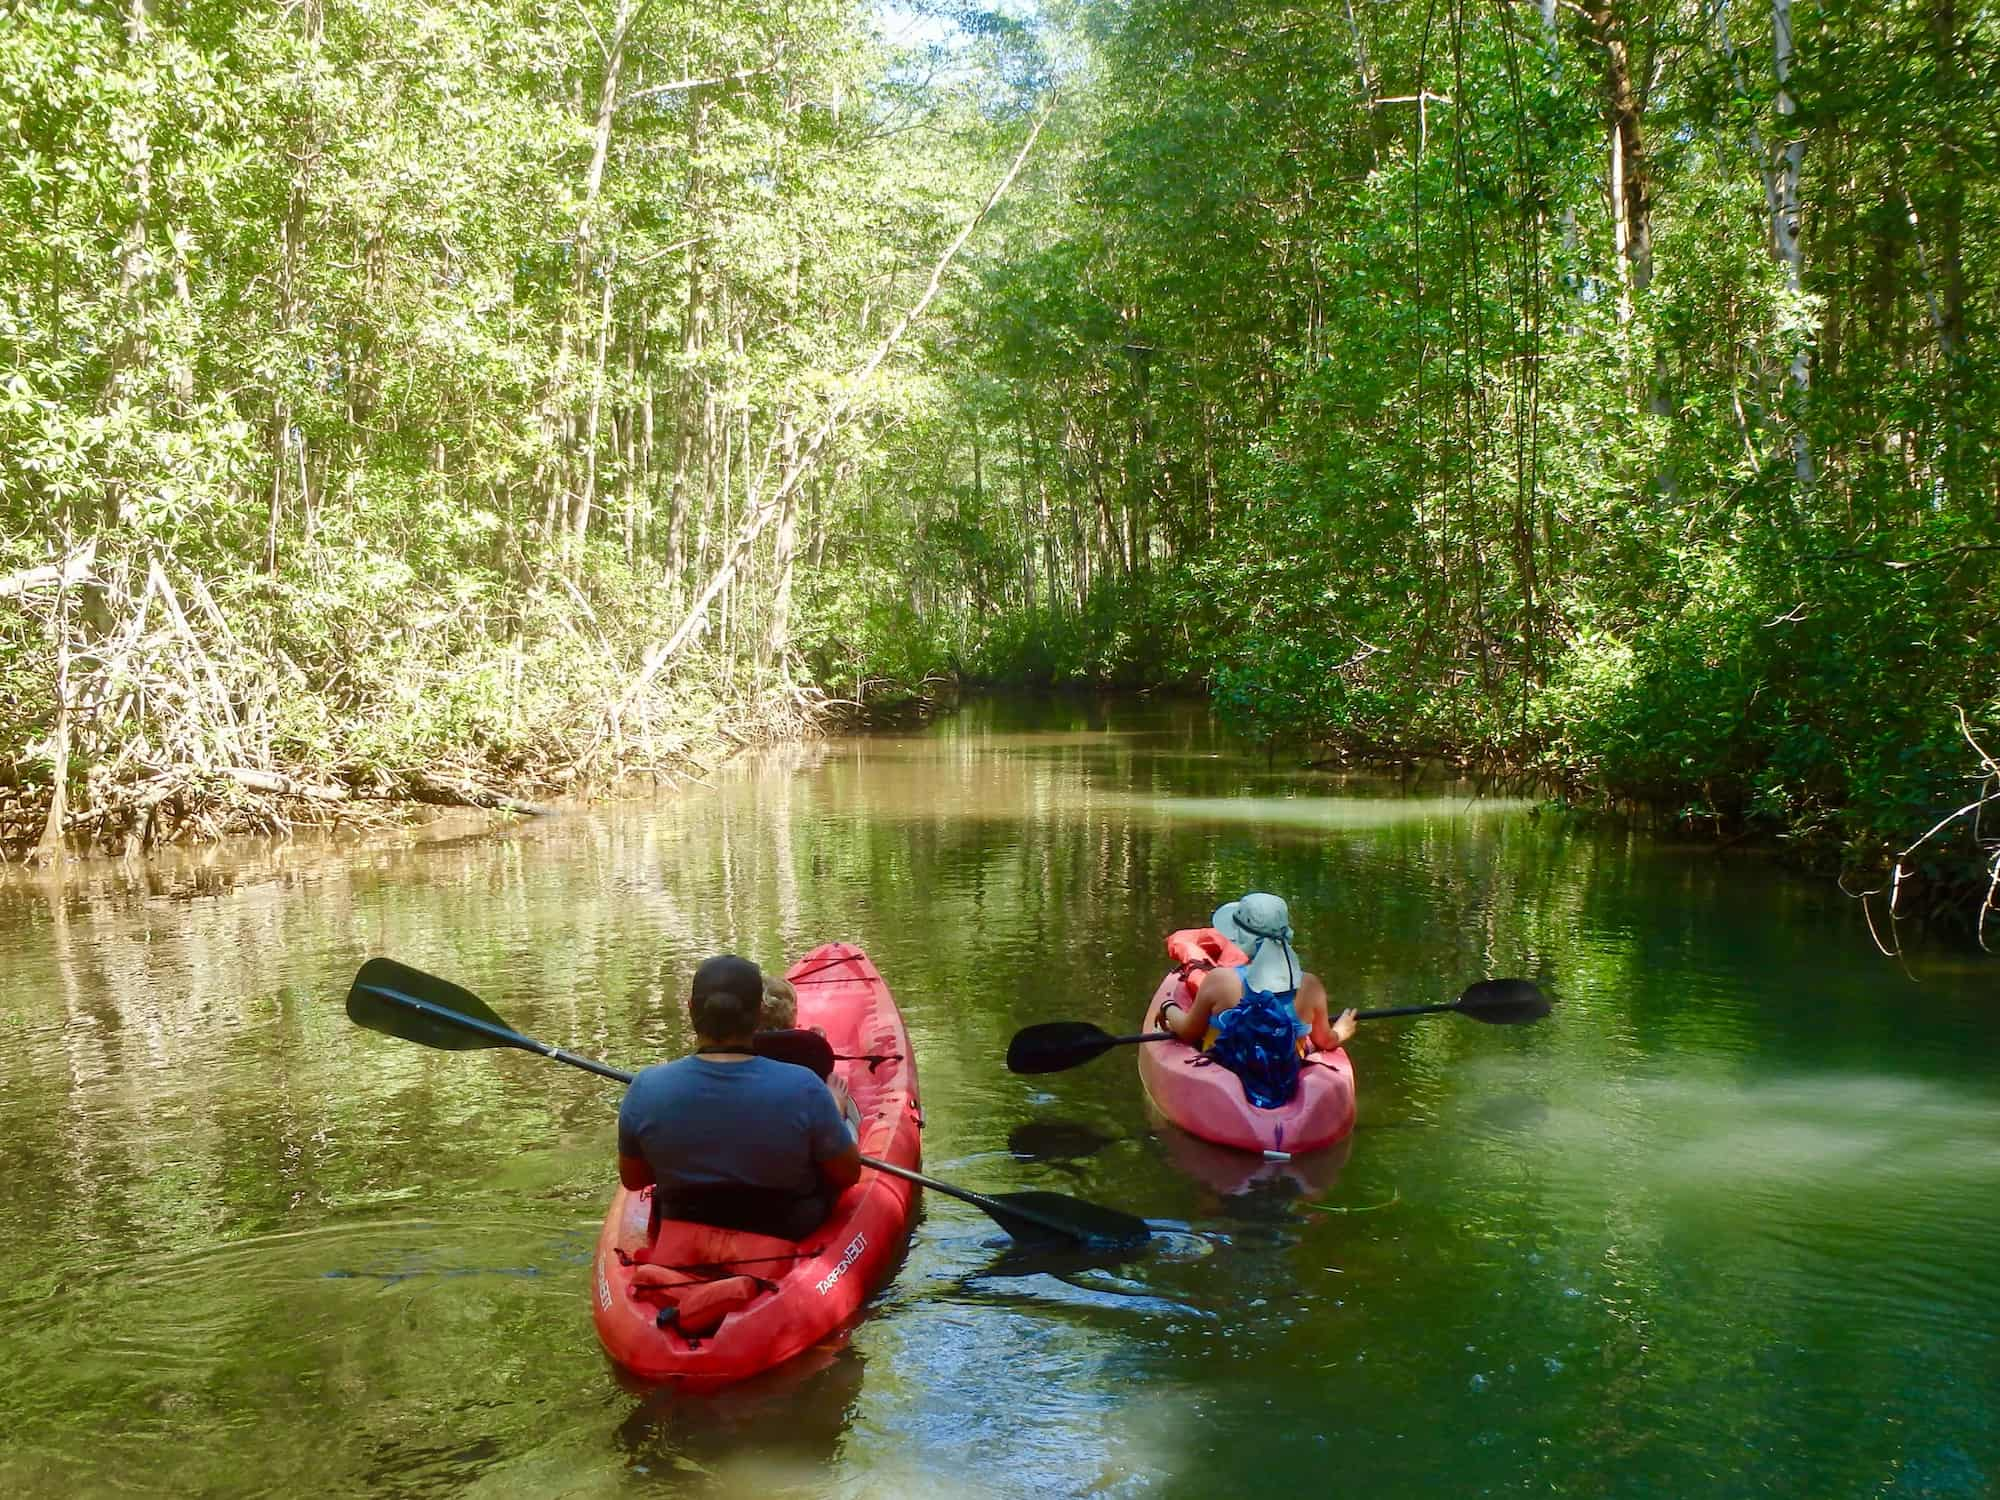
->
[1157, 893, 1358, 1108]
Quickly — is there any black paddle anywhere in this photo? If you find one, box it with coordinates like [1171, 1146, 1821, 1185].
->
[1005, 978, 1553, 1075]
[346, 957, 1151, 1251]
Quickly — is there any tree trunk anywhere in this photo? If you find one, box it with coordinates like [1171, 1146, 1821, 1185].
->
[572, 2, 633, 298]
[555, 0, 640, 563]
[1538, 0, 1583, 333]
[31, 577, 75, 864]
[1772, 0, 1815, 487]
[265, 0, 323, 575]
[1582, 3, 1653, 309]
[572, 258, 617, 555]
[107, 0, 154, 528]
[622, 327, 640, 564]
[762, 416, 802, 676]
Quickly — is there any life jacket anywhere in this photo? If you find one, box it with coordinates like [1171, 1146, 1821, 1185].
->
[1204, 967, 1308, 1109]
[752, 1027, 836, 1079]
[622, 1261, 773, 1339]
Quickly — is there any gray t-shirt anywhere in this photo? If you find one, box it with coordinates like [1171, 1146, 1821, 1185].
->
[617, 1055, 854, 1198]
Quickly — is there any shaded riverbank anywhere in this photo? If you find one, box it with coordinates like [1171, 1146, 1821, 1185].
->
[0, 653, 814, 867]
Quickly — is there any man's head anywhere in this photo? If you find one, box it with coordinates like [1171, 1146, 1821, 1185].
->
[688, 955, 764, 1043]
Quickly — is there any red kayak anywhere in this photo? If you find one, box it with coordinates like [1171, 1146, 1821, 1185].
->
[1137, 928, 1356, 1157]
[590, 943, 922, 1387]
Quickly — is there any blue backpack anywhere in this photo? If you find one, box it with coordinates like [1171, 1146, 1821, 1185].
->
[1206, 973, 1307, 1109]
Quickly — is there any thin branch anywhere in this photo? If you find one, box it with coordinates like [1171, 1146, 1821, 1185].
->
[621, 57, 784, 108]
[1885, 543, 2000, 571]
[602, 100, 1059, 721]
[568, 0, 608, 63]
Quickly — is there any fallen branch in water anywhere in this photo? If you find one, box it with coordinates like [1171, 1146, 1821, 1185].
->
[398, 769, 553, 817]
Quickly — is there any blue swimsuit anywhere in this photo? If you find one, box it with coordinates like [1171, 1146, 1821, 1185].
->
[1206, 966, 1309, 1109]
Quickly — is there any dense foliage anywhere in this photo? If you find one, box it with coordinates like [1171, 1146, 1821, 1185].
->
[0, 0, 1035, 851]
[3, 0, 1993, 934]
[846, 0, 2000, 932]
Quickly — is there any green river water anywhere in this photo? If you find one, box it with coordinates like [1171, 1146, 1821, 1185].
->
[1, 698, 1996, 1498]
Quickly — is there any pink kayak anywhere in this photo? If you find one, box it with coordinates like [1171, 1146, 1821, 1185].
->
[1136, 928, 1356, 1157]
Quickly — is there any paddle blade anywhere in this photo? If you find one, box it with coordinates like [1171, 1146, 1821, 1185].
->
[1006, 1021, 1119, 1075]
[983, 1190, 1153, 1252]
[346, 957, 520, 1051]
[1456, 979, 1553, 1025]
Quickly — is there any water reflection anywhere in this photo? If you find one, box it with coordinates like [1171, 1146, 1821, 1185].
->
[1, 697, 1996, 1497]
[1006, 1118, 1120, 1167]
[613, 1349, 866, 1496]
[1149, 1119, 1353, 1205]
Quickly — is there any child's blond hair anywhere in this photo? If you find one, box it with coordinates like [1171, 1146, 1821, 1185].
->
[757, 974, 798, 1031]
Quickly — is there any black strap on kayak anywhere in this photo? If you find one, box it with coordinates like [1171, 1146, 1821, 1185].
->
[784, 952, 862, 984]
[616, 1247, 824, 1276]
[835, 1051, 902, 1072]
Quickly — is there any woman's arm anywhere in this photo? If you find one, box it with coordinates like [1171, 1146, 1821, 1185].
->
[1299, 973, 1356, 1051]
[1161, 968, 1234, 1042]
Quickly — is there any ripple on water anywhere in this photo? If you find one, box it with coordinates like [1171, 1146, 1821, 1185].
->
[4, 701, 1999, 1500]
[0, 1212, 595, 1474]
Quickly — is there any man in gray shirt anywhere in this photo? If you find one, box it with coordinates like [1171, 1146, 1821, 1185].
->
[617, 955, 862, 1239]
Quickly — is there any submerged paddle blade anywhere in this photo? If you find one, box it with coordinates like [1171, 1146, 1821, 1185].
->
[1456, 979, 1553, 1025]
[984, 1190, 1153, 1252]
[1006, 1021, 1120, 1075]
[346, 957, 522, 1051]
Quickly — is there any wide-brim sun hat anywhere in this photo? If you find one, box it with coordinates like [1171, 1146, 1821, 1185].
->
[1212, 892, 1303, 995]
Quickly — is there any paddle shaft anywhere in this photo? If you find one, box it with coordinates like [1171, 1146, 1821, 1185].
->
[1352, 1000, 1460, 1021]
[371, 984, 633, 1081]
[1023, 1000, 1466, 1068]
[855, 1156, 1086, 1239]
[1122, 1000, 1458, 1047]
[358, 981, 1032, 1217]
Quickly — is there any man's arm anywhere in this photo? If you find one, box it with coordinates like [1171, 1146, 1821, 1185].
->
[807, 1080, 864, 1192]
[817, 1143, 863, 1192]
[616, 1087, 655, 1190]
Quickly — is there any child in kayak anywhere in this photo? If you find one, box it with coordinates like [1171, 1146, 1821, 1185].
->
[1157, 893, 1357, 1108]
[757, 974, 801, 1032]
[755, 972, 861, 1130]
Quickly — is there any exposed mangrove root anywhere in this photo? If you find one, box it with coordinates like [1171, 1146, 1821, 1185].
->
[1844, 709, 2000, 954]
[0, 545, 824, 866]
